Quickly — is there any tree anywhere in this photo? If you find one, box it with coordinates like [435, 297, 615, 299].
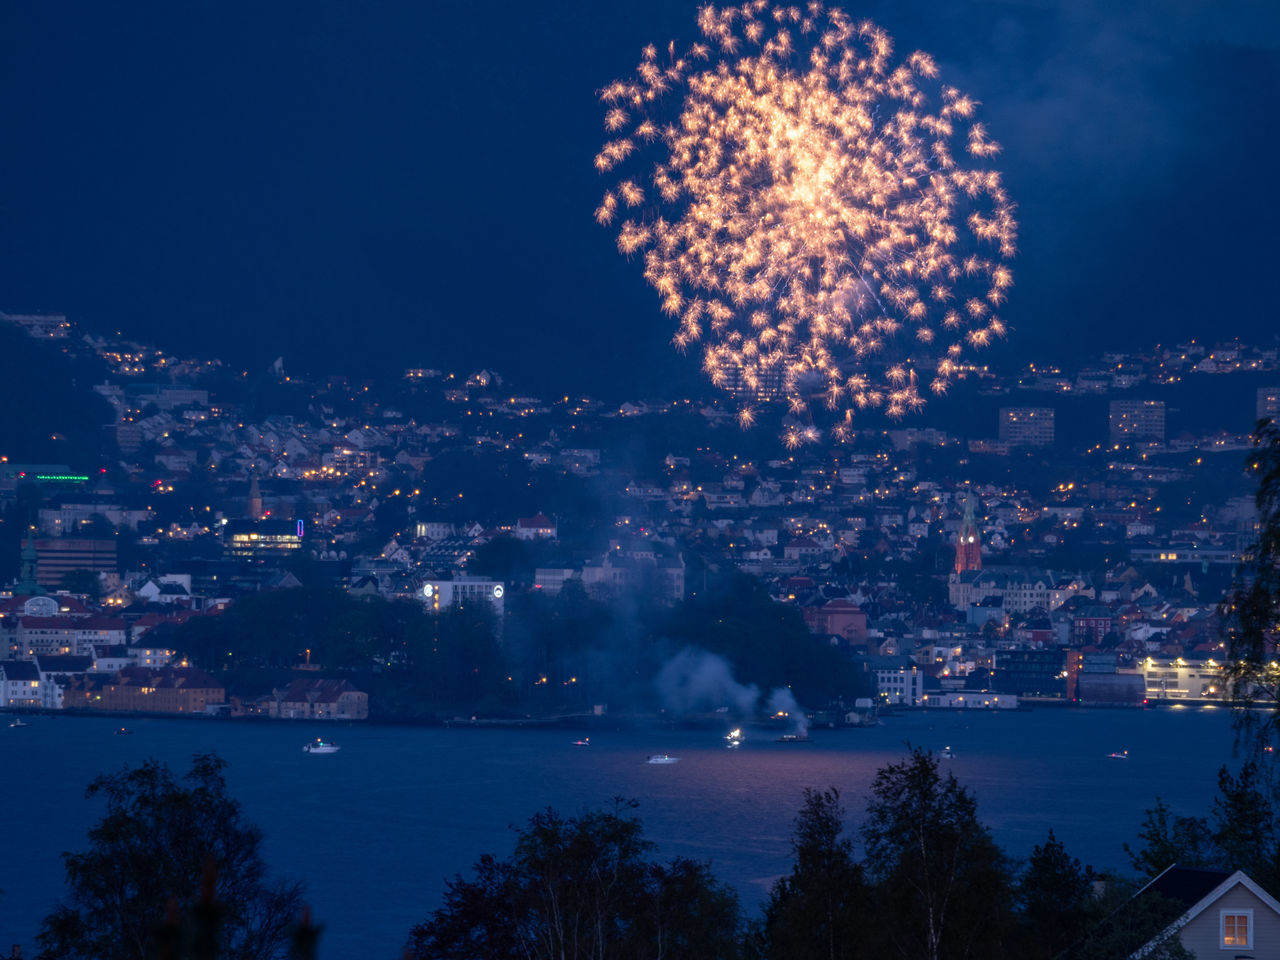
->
[468, 534, 535, 587]
[1123, 798, 1212, 878]
[1012, 830, 1093, 960]
[662, 572, 864, 707]
[1070, 880, 1194, 960]
[38, 754, 307, 960]
[1210, 761, 1277, 885]
[406, 800, 740, 960]
[862, 748, 1013, 960]
[60, 569, 102, 601]
[1222, 418, 1280, 753]
[751, 787, 869, 960]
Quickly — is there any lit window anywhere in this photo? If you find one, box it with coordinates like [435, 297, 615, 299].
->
[1221, 910, 1251, 948]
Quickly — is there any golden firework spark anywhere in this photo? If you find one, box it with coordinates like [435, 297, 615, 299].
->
[598, 1, 1017, 436]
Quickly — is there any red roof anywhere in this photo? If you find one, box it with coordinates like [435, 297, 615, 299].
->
[19, 616, 126, 631]
[117, 666, 221, 690]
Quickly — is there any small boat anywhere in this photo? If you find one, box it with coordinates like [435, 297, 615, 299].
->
[646, 754, 679, 764]
[572, 737, 590, 746]
[115, 726, 132, 736]
[303, 739, 341, 754]
[9, 719, 30, 729]
[940, 746, 955, 759]
[1107, 750, 1129, 760]
[725, 728, 743, 747]
[776, 733, 810, 743]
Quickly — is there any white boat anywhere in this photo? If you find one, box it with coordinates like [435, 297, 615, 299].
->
[1107, 750, 1129, 760]
[9, 719, 29, 729]
[646, 754, 679, 764]
[724, 728, 743, 747]
[303, 739, 341, 754]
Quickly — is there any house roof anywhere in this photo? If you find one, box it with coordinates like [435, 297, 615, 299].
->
[1135, 865, 1232, 910]
[116, 666, 222, 690]
[19, 616, 127, 631]
[517, 513, 555, 528]
[0, 661, 40, 681]
[278, 678, 364, 703]
[1130, 866, 1280, 958]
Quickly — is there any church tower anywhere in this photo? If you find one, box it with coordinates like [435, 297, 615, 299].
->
[955, 498, 982, 573]
[15, 540, 45, 595]
[248, 473, 263, 521]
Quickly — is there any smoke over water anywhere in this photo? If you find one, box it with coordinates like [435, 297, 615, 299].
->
[656, 648, 759, 715]
[766, 687, 809, 737]
[655, 648, 808, 734]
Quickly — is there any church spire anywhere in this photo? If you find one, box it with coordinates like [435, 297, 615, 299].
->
[955, 497, 982, 573]
[248, 472, 263, 521]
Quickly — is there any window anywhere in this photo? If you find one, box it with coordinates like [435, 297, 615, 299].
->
[1221, 910, 1252, 949]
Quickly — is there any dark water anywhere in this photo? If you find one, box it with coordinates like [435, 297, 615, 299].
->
[1, 706, 1237, 958]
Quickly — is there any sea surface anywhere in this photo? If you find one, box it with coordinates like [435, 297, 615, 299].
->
[1, 706, 1239, 958]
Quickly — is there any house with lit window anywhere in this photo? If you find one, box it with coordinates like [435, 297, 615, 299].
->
[514, 513, 557, 541]
[1128, 865, 1280, 958]
[854, 655, 924, 706]
[83, 666, 225, 714]
[34, 655, 93, 708]
[16, 615, 126, 658]
[0, 659, 40, 707]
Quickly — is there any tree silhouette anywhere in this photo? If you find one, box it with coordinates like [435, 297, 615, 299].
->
[1222, 418, 1280, 753]
[862, 748, 1013, 960]
[406, 800, 740, 960]
[37, 754, 307, 960]
[752, 787, 869, 960]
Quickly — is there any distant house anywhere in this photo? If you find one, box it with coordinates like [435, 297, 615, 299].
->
[0, 659, 41, 707]
[1128, 865, 1280, 957]
[82, 666, 225, 714]
[783, 537, 824, 561]
[801, 599, 868, 644]
[34, 655, 94, 708]
[269, 678, 369, 720]
[514, 513, 557, 541]
[134, 576, 193, 605]
[16, 615, 127, 657]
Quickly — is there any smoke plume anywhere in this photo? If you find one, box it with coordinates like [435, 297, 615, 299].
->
[655, 647, 759, 716]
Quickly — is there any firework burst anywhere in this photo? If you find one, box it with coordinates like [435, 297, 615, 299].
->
[597, 1, 1016, 439]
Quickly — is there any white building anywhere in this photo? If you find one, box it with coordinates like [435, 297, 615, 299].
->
[34, 655, 94, 709]
[1135, 657, 1228, 701]
[421, 578, 505, 620]
[0, 660, 41, 707]
[869, 658, 925, 706]
[949, 567, 1093, 614]
[923, 691, 1019, 709]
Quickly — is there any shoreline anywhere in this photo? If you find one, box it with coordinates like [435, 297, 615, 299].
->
[0, 697, 1237, 731]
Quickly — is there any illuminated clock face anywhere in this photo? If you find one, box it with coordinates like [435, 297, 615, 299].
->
[422, 584, 434, 598]
[492, 585, 504, 599]
[968, 536, 975, 543]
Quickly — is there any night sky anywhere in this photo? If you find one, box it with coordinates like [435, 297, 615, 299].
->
[2, 0, 1277, 399]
